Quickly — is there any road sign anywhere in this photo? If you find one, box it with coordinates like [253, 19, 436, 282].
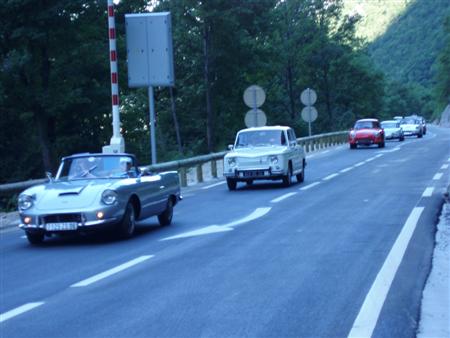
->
[245, 109, 267, 128]
[300, 88, 317, 106]
[243, 85, 266, 108]
[301, 106, 318, 123]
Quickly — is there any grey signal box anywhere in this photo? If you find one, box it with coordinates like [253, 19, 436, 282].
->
[125, 12, 174, 87]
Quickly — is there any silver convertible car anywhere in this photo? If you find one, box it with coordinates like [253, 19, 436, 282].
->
[18, 153, 182, 244]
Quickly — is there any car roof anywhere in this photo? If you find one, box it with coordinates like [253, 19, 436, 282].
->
[356, 118, 379, 122]
[237, 126, 291, 133]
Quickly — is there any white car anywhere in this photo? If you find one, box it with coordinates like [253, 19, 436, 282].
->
[223, 126, 306, 190]
[401, 117, 423, 138]
[381, 120, 404, 141]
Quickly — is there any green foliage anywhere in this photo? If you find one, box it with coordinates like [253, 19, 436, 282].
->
[433, 11, 450, 114]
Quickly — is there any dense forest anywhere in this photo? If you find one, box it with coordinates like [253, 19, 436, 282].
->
[0, 0, 449, 185]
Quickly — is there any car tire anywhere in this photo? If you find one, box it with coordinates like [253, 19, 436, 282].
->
[378, 142, 385, 148]
[282, 165, 292, 187]
[296, 161, 305, 183]
[350, 144, 356, 149]
[400, 136, 405, 142]
[418, 132, 423, 138]
[227, 178, 237, 191]
[158, 198, 173, 226]
[118, 201, 136, 239]
[246, 180, 253, 186]
[26, 231, 44, 245]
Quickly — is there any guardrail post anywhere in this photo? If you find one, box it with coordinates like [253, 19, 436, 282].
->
[179, 167, 187, 187]
[196, 164, 203, 183]
[211, 160, 218, 178]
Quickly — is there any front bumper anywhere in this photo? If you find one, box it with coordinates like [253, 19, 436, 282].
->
[224, 167, 285, 180]
[349, 136, 383, 145]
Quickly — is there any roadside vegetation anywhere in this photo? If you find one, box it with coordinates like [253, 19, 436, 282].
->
[0, 0, 449, 187]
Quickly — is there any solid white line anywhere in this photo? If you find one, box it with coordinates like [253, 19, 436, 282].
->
[271, 192, 297, 203]
[441, 164, 449, 170]
[365, 157, 376, 162]
[433, 173, 443, 180]
[300, 182, 321, 190]
[422, 187, 434, 197]
[323, 173, 339, 181]
[340, 167, 353, 173]
[374, 154, 383, 159]
[201, 181, 226, 190]
[71, 255, 154, 287]
[348, 207, 424, 338]
[0, 302, 44, 323]
[354, 162, 365, 167]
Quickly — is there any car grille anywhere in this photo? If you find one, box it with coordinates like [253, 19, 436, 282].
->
[237, 157, 268, 167]
[41, 213, 83, 224]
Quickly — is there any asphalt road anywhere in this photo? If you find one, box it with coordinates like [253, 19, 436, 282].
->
[1, 126, 449, 338]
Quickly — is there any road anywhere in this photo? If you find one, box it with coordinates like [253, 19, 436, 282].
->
[1, 126, 449, 338]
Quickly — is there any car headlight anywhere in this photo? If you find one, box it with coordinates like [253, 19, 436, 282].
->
[18, 195, 33, 210]
[350, 131, 356, 138]
[102, 190, 118, 205]
[227, 157, 236, 167]
[269, 155, 278, 165]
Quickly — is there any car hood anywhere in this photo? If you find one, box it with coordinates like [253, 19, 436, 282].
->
[31, 180, 115, 211]
[401, 124, 419, 131]
[384, 127, 400, 133]
[227, 146, 288, 158]
[352, 129, 381, 137]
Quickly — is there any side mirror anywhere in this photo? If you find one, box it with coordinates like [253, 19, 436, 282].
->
[228, 144, 234, 150]
[46, 171, 54, 182]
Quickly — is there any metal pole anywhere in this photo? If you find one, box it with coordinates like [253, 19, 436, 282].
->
[253, 88, 257, 126]
[149, 86, 157, 164]
[308, 90, 312, 136]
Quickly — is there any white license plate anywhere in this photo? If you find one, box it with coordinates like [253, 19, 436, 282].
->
[45, 222, 78, 231]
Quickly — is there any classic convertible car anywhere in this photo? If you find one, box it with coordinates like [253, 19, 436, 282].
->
[223, 126, 306, 190]
[18, 153, 182, 244]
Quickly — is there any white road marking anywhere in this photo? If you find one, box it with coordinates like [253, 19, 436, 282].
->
[71, 255, 154, 287]
[300, 182, 321, 190]
[340, 167, 353, 173]
[271, 192, 297, 203]
[161, 207, 272, 241]
[354, 162, 365, 167]
[323, 173, 339, 181]
[201, 181, 226, 190]
[375, 154, 383, 158]
[422, 187, 434, 197]
[440, 164, 449, 170]
[348, 207, 424, 338]
[21, 236, 26, 239]
[433, 173, 443, 180]
[0, 302, 44, 323]
[365, 157, 376, 162]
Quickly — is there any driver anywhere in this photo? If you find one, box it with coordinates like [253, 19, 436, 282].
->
[73, 158, 97, 178]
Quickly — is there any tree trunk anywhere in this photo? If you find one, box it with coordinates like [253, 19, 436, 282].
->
[169, 87, 183, 155]
[203, 22, 214, 152]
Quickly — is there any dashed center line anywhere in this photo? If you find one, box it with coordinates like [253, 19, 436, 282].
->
[0, 302, 44, 323]
[71, 255, 154, 287]
[323, 173, 339, 181]
[300, 182, 321, 190]
[440, 164, 449, 170]
[271, 192, 297, 203]
[340, 167, 354, 173]
[433, 173, 443, 180]
[354, 162, 365, 167]
[422, 187, 434, 197]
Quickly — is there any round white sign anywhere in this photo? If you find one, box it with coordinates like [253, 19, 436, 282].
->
[301, 106, 318, 122]
[243, 85, 266, 108]
[300, 88, 317, 106]
[245, 109, 267, 128]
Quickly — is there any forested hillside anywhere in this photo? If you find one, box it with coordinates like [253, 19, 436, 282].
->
[0, 0, 449, 187]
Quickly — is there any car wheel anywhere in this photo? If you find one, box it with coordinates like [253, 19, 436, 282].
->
[227, 178, 237, 191]
[118, 202, 136, 239]
[158, 198, 174, 226]
[418, 132, 423, 138]
[378, 142, 385, 148]
[246, 180, 253, 186]
[282, 165, 292, 187]
[350, 143, 357, 149]
[296, 161, 305, 183]
[400, 136, 405, 142]
[26, 231, 44, 245]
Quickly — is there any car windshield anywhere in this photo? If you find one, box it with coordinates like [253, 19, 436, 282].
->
[354, 121, 379, 129]
[235, 130, 286, 148]
[401, 118, 418, 125]
[381, 122, 398, 129]
[56, 155, 136, 181]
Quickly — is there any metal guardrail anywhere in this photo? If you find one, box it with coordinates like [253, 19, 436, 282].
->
[0, 131, 348, 196]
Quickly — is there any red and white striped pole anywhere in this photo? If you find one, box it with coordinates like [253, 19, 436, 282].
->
[104, 0, 124, 153]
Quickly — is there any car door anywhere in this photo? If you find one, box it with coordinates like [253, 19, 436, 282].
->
[287, 129, 303, 173]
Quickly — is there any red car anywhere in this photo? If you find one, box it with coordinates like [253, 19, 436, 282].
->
[348, 118, 385, 149]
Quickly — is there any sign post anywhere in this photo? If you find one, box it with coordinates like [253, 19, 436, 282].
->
[300, 88, 318, 136]
[243, 85, 267, 128]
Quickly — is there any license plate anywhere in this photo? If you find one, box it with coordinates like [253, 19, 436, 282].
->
[45, 222, 78, 231]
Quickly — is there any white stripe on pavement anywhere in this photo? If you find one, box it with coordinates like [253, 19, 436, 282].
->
[0, 302, 44, 323]
[201, 181, 226, 190]
[433, 173, 443, 180]
[340, 167, 354, 173]
[422, 187, 434, 197]
[271, 192, 297, 203]
[354, 162, 365, 167]
[348, 207, 424, 338]
[323, 173, 339, 181]
[440, 164, 449, 170]
[300, 182, 321, 191]
[71, 255, 154, 287]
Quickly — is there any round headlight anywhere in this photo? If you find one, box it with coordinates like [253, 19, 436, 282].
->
[269, 155, 278, 165]
[102, 190, 118, 205]
[18, 195, 33, 210]
[227, 157, 236, 167]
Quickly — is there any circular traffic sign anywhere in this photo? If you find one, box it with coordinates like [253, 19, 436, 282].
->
[245, 109, 267, 128]
[243, 85, 266, 108]
[301, 106, 318, 122]
[300, 88, 317, 106]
